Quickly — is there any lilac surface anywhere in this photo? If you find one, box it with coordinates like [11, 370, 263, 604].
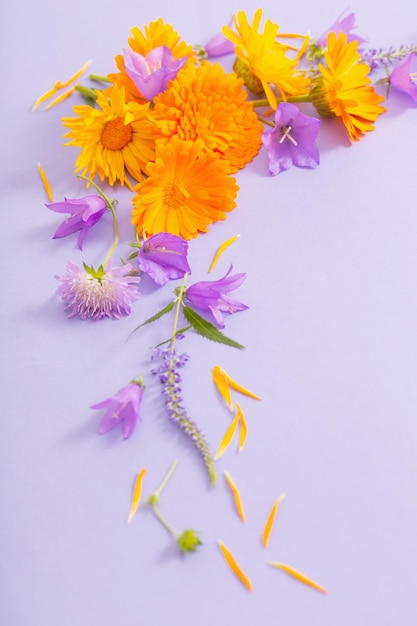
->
[2, 1, 417, 625]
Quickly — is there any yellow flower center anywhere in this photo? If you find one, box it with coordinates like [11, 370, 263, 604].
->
[163, 181, 189, 209]
[101, 118, 133, 151]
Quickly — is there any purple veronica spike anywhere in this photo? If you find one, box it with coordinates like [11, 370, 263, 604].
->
[204, 18, 235, 57]
[91, 382, 143, 439]
[262, 102, 320, 176]
[137, 232, 191, 285]
[55, 261, 140, 321]
[389, 53, 417, 102]
[185, 265, 248, 328]
[46, 195, 107, 250]
[122, 46, 187, 101]
[317, 11, 366, 48]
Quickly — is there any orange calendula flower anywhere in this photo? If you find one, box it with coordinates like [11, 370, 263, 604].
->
[109, 19, 195, 102]
[268, 562, 328, 594]
[223, 471, 246, 522]
[214, 411, 240, 460]
[261, 492, 286, 548]
[151, 61, 263, 172]
[62, 84, 155, 189]
[132, 135, 239, 240]
[223, 9, 310, 108]
[218, 541, 253, 591]
[212, 365, 261, 410]
[127, 468, 147, 523]
[310, 31, 386, 142]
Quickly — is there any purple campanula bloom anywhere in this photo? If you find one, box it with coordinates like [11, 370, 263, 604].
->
[122, 46, 187, 101]
[389, 53, 417, 102]
[317, 11, 366, 48]
[185, 265, 248, 328]
[46, 195, 107, 249]
[204, 18, 235, 58]
[91, 381, 143, 439]
[262, 102, 320, 176]
[137, 232, 191, 285]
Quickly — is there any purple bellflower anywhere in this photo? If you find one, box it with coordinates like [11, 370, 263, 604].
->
[122, 46, 187, 101]
[204, 18, 235, 58]
[317, 11, 367, 48]
[389, 53, 417, 102]
[137, 232, 191, 285]
[46, 195, 107, 249]
[55, 261, 140, 321]
[185, 265, 248, 328]
[91, 381, 143, 439]
[262, 102, 320, 176]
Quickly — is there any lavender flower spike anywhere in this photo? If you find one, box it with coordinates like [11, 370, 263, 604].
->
[46, 195, 107, 249]
[91, 381, 143, 439]
[185, 265, 248, 328]
[122, 46, 187, 101]
[55, 261, 140, 321]
[262, 102, 320, 176]
[389, 53, 417, 103]
[137, 232, 191, 286]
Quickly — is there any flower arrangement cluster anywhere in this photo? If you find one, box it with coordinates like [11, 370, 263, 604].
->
[34, 8, 416, 590]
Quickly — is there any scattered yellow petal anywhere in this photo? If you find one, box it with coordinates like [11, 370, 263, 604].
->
[44, 84, 78, 110]
[218, 540, 253, 591]
[208, 234, 240, 273]
[59, 59, 92, 89]
[31, 60, 92, 111]
[268, 562, 328, 594]
[37, 162, 54, 202]
[212, 365, 233, 411]
[31, 86, 60, 112]
[127, 468, 147, 523]
[236, 402, 247, 452]
[214, 411, 239, 460]
[223, 366, 262, 401]
[223, 470, 246, 522]
[261, 493, 286, 548]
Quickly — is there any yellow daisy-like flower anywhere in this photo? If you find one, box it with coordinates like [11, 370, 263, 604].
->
[132, 136, 239, 240]
[62, 85, 155, 189]
[150, 61, 263, 172]
[109, 18, 195, 102]
[223, 8, 310, 108]
[311, 32, 386, 142]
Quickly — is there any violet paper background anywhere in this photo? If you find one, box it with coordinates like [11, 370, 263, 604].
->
[2, 0, 417, 624]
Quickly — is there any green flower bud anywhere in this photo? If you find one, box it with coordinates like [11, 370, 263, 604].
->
[177, 529, 202, 553]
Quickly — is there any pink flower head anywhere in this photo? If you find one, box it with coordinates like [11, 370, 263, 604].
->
[91, 381, 143, 439]
[55, 261, 140, 321]
[185, 265, 248, 328]
[137, 232, 191, 285]
[389, 53, 417, 102]
[46, 195, 107, 249]
[317, 11, 366, 48]
[262, 102, 320, 176]
[122, 45, 187, 101]
[204, 18, 235, 57]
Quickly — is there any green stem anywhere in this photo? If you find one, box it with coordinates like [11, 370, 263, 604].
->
[151, 505, 178, 537]
[153, 460, 178, 499]
[251, 94, 312, 107]
[77, 175, 119, 268]
[89, 74, 111, 83]
[170, 273, 189, 351]
[75, 85, 98, 101]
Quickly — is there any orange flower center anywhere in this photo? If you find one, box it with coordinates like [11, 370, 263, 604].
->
[101, 118, 133, 151]
[163, 181, 189, 209]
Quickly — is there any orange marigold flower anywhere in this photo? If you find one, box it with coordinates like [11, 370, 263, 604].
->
[132, 136, 239, 240]
[109, 18, 195, 102]
[223, 9, 310, 108]
[62, 84, 155, 189]
[310, 32, 386, 142]
[150, 61, 263, 172]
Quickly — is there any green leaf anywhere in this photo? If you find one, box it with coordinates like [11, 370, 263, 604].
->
[182, 306, 244, 349]
[130, 301, 175, 335]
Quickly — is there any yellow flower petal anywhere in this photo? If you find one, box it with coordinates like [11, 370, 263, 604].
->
[127, 468, 147, 523]
[44, 85, 78, 110]
[207, 234, 240, 273]
[214, 411, 239, 460]
[268, 562, 328, 594]
[37, 162, 53, 202]
[212, 365, 233, 411]
[236, 402, 247, 452]
[59, 59, 92, 89]
[218, 540, 253, 591]
[31, 60, 92, 111]
[261, 492, 286, 548]
[223, 367, 261, 401]
[223, 470, 246, 522]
